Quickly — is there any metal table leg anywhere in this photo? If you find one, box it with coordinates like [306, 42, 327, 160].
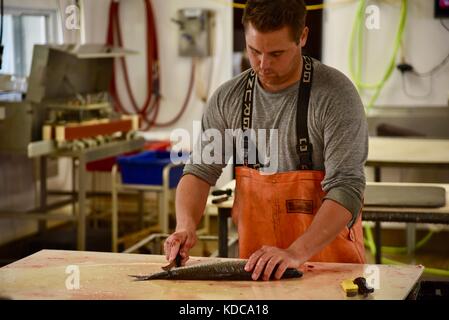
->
[77, 154, 86, 251]
[375, 221, 382, 264]
[111, 165, 119, 252]
[38, 156, 47, 234]
[374, 166, 382, 264]
[407, 223, 416, 261]
[218, 208, 228, 257]
[374, 166, 381, 182]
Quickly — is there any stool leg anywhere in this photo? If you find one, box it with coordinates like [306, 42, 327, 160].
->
[138, 190, 144, 230]
[161, 166, 172, 234]
[92, 171, 98, 229]
[406, 223, 416, 261]
[159, 190, 168, 234]
[71, 158, 77, 223]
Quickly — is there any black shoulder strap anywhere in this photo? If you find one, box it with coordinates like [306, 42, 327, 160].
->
[296, 55, 314, 170]
[242, 69, 256, 131]
[240, 69, 261, 168]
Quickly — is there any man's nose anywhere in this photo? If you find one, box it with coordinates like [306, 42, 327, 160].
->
[260, 54, 272, 70]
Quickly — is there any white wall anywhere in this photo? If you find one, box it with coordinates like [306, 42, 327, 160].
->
[322, 0, 449, 107]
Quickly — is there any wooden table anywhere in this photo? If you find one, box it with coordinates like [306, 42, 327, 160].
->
[0, 249, 423, 300]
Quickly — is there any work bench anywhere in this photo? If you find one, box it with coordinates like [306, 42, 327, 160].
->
[208, 137, 449, 261]
[366, 137, 449, 263]
[0, 138, 145, 251]
[0, 249, 423, 300]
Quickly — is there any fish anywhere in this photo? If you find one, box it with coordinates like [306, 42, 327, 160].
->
[129, 259, 303, 281]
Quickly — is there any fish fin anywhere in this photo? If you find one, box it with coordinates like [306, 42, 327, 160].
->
[161, 261, 175, 271]
[161, 253, 183, 271]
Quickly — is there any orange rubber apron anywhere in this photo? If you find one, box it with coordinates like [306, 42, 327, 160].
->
[231, 56, 365, 263]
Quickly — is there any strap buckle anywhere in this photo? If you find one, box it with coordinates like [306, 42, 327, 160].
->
[252, 163, 264, 170]
[298, 139, 313, 170]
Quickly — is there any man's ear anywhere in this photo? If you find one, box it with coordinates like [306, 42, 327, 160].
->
[300, 27, 309, 48]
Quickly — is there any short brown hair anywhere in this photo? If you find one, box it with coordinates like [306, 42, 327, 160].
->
[242, 0, 307, 44]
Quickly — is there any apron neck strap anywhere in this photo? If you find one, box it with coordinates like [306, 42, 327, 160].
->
[239, 55, 314, 170]
[240, 70, 258, 168]
[296, 55, 314, 170]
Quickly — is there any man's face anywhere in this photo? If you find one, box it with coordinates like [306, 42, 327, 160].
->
[245, 23, 308, 90]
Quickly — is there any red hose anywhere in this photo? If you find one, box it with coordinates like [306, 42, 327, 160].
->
[115, 0, 153, 114]
[107, 1, 128, 114]
[107, 0, 159, 121]
[141, 58, 195, 131]
[152, 59, 195, 128]
[142, 96, 161, 131]
[106, 0, 194, 130]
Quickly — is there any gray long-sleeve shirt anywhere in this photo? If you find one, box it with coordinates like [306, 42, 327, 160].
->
[183, 58, 368, 226]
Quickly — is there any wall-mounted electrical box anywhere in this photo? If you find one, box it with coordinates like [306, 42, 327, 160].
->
[175, 8, 215, 57]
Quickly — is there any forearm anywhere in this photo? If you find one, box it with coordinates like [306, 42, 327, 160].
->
[175, 174, 211, 231]
[288, 199, 352, 260]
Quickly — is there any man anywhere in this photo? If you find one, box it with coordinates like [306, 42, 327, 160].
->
[164, 0, 368, 281]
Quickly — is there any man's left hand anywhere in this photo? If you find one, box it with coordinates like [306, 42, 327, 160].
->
[244, 245, 303, 281]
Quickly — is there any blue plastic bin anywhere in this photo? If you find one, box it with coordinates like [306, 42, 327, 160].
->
[117, 150, 187, 188]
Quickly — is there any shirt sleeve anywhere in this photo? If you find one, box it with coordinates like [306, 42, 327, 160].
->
[182, 87, 231, 186]
[318, 74, 368, 228]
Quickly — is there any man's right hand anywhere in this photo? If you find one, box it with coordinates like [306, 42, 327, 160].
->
[165, 174, 211, 266]
[164, 229, 197, 266]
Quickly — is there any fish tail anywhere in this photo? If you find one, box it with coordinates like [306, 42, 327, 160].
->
[128, 271, 170, 281]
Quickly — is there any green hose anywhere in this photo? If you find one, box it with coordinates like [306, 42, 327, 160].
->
[380, 257, 449, 277]
[364, 225, 435, 254]
[382, 230, 434, 254]
[363, 225, 449, 277]
[364, 222, 377, 255]
[348, 0, 408, 111]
